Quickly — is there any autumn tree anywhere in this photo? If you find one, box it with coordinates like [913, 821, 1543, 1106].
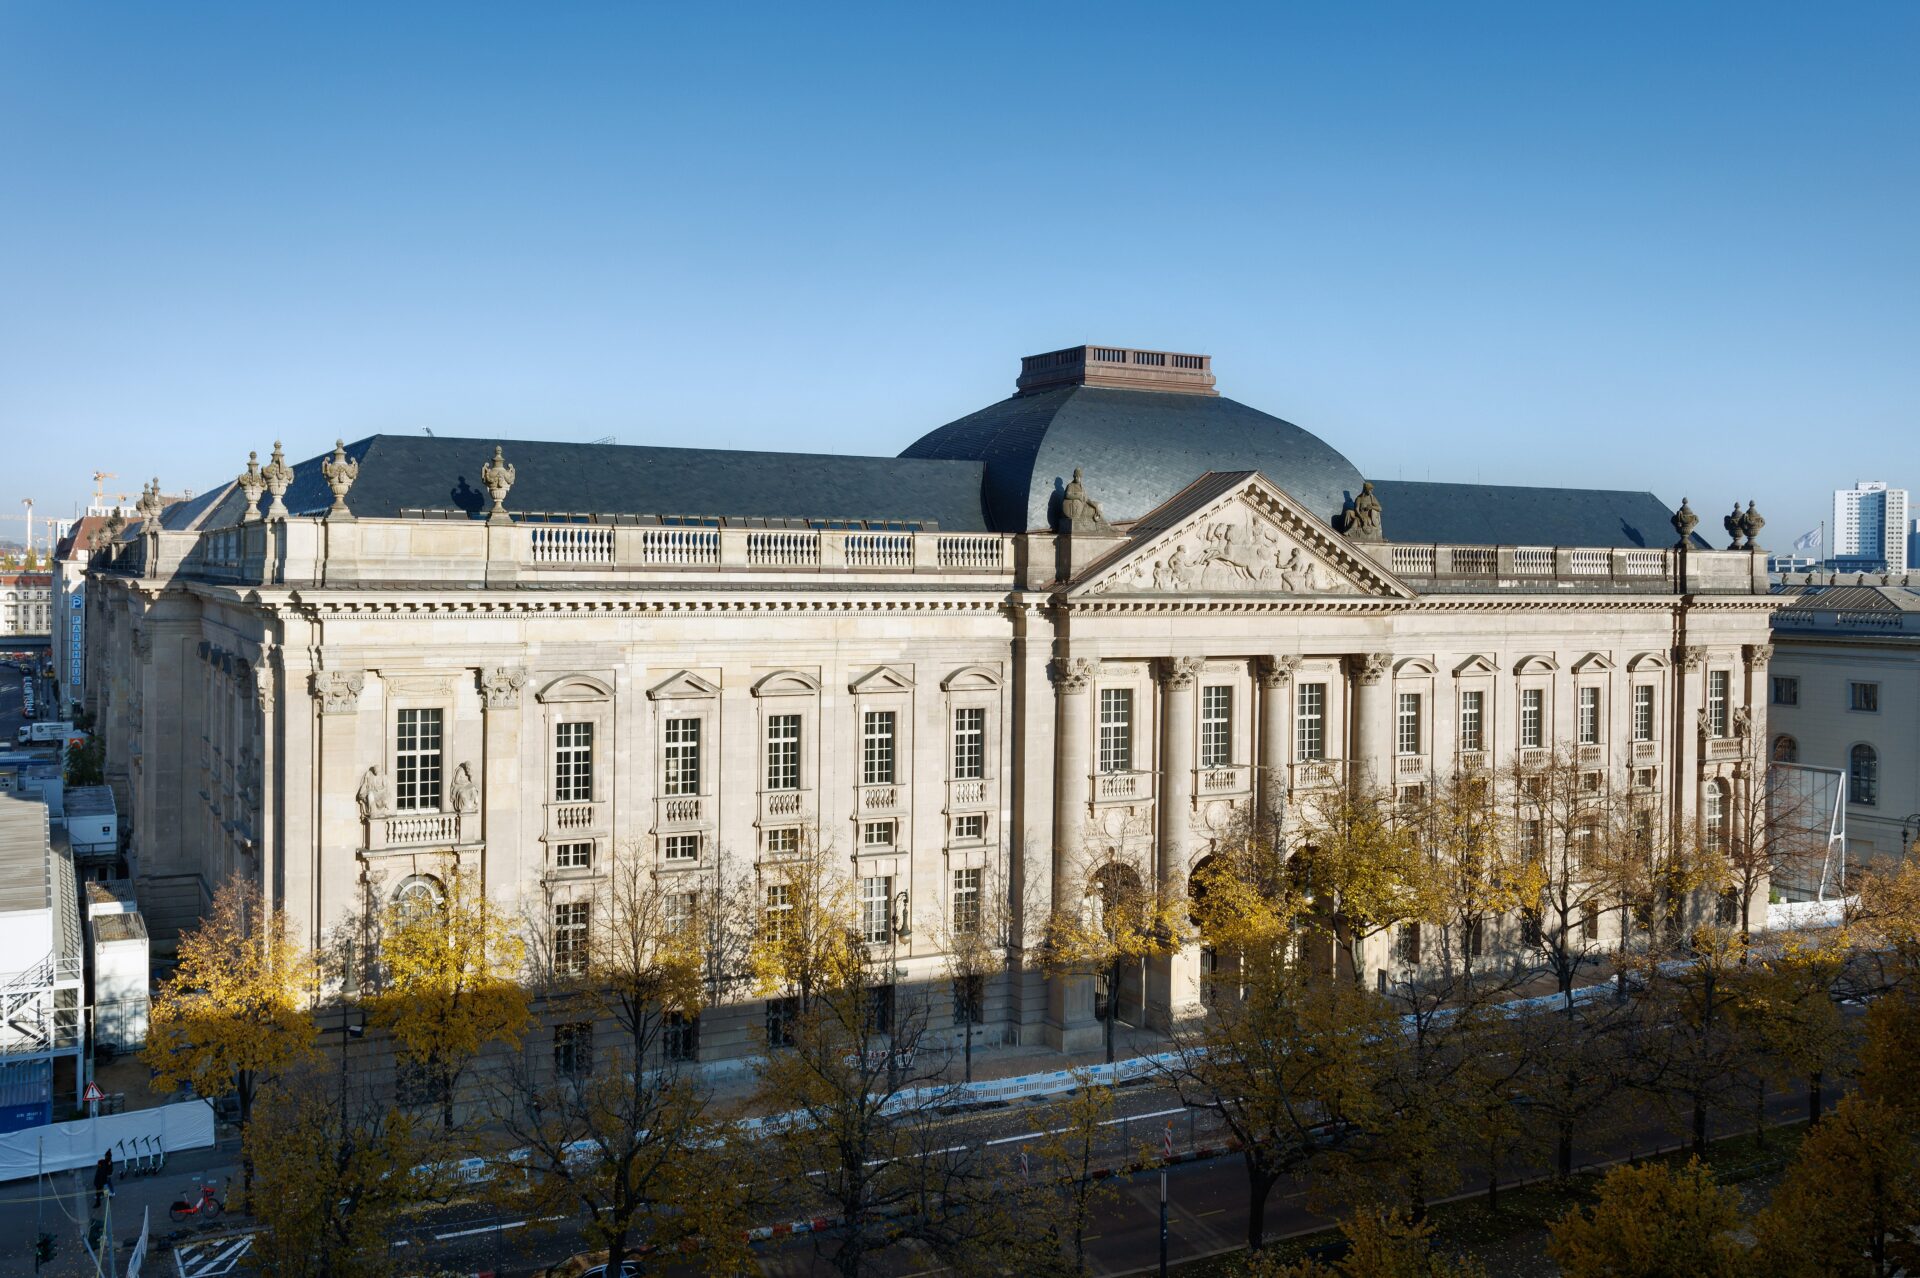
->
[245, 1064, 448, 1278]
[145, 876, 317, 1193]
[1011, 1072, 1124, 1274]
[1255, 1209, 1487, 1278]
[929, 851, 1027, 1084]
[1289, 776, 1434, 985]
[747, 825, 863, 1015]
[493, 851, 748, 1277]
[1545, 1157, 1748, 1278]
[1740, 932, 1849, 1126]
[1402, 768, 1534, 988]
[1507, 750, 1633, 1004]
[1752, 1093, 1920, 1277]
[368, 864, 530, 1130]
[1165, 942, 1391, 1251]
[1720, 762, 1830, 947]
[1628, 927, 1764, 1158]
[1040, 838, 1191, 1063]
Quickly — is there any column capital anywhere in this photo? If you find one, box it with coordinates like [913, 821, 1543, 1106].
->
[1743, 643, 1774, 669]
[479, 665, 529, 709]
[1049, 657, 1096, 693]
[1348, 652, 1392, 685]
[1257, 655, 1300, 689]
[310, 670, 365, 715]
[1677, 644, 1708, 671]
[1156, 656, 1204, 690]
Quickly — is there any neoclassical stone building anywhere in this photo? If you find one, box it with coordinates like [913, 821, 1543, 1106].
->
[85, 346, 1776, 1056]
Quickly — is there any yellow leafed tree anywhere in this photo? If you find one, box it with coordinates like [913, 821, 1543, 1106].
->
[1289, 776, 1437, 984]
[1040, 841, 1191, 1063]
[144, 876, 317, 1192]
[746, 826, 863, 1014]
[1752, 1092, 1920, 1277]
[1546, 1157, 1748, 1278]
[368, 865, 529, 1129]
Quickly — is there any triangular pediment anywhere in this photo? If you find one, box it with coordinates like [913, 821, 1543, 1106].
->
[1454, 654, 1498, 677]
[849, 665, 915, 695]
[1073, 472, 1413, 600]
[647, 670, 721, 700]
[1571, 652, 1615, 674]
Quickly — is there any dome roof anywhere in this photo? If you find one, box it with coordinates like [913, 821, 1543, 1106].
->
[900, 383, 1366, 533]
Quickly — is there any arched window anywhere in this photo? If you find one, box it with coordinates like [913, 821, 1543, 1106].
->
[1704, 779, 1729, 853]
[1850, 744, 1879, 807]
[393, 874, 444, 923]
[1772, 735, 1799, 763]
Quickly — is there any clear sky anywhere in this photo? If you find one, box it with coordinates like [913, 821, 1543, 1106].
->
[2, 2, 1914, 549]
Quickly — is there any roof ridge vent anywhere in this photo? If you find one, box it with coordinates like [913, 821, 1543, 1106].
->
[1016, 345, 1217, 397]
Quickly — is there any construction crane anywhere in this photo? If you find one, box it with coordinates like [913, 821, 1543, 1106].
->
[17, 497, 30, 564]
[92, 471, 118, 507]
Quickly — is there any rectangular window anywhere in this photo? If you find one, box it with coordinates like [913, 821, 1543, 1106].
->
[1296, 682, 1326, 761]
[553, 901, 590, 976]
[765, 996, 798, 1049]
[663, 717, 701, 796]
[1397, 692, 1422, 757]
[860, 875, 893, 945]
[553, 841, 593, 870]
[1200, 686, 1232, 768]
[1708, 670, 1729, 737]
[765, 827, 799, 855]
[862, 819, 895, 847]
[554, 721, 593, 802]
[1850, 682, 1879, 713]
[663, 891, 696, 935]
[1521, 910, 1543, 948]
[394, 708, 443, 811]
[952, 867, 982, 933]
[1578, 687, 1600, 745]
[1772, 676, 1798, 707]
[862, 710, 896, 784]
[1521, 689, 1543, 749]
[1395, 922, 1421, 966]
[765, 714, 800, 791]
[1633, 685, 1655, 742]
[953, 974, 985, 1026]
[1468, 917, 1484, 959]
[953, 813, 984, 842]
[1521, 819, 1544, 860]
[663, 1012, 699, 1063]
[554, 1022, 593, 1079]
[1098, 688, 1133, 773]
[1582, 901, 1600, 942]
[664, 833, 700, 863]
[952, 707, 985, 780]
[1459, 690, 1484, 753]
[867, 983, 896, 1036]
[764, 883, 792, 943]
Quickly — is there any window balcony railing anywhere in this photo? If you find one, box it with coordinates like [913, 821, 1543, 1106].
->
[658, 794, 705, 827]
[376, 811, 472, 849]
[946, 778, 990, 810]
[1195, 764, 1250, 795]
[859, 783, 903, 813]
[1632, 739, 1659, 762]
[1706, 738, 1745, 761]
[1395, 754, 1427, 777]
[1577, 743, 1605, 767]
[545, 800, 604, 837]
[1517, 747, 1550, 770]
[1094, 770, 1153, 803]
[1290, 759, 1339, 790]
[759, 788, 807, 821]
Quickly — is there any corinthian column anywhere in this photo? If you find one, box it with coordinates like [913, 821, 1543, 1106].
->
[1257, 655, 1298, 825]
[1047, 656, 1101, 1051]
[1156, 657, 1202, 889]
[1348, 652, 1394, 787]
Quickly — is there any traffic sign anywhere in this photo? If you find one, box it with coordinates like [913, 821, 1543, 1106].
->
[83, 1081, 104, 1103]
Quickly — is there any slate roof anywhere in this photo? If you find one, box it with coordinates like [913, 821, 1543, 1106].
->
[899, 386, 1366, 533]
[1773, 585, 1920, 612]
[1365, 480, 1706, 550]
[183, 435, 993, 532]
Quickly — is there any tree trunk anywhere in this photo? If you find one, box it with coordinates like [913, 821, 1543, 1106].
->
[1486, 1163, 1500, 1211]
[1808, 1072, 1823, 1126]
[1408, 1165, 1427, 1224]
[1245, 1165, 1278, 1252]
[1692, 1093, 1707, 1157]
[963, 1009, 974, 1084]
[1557, 1120, 1573, 1180]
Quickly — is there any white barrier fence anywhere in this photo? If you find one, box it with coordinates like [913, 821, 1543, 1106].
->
[0, 1098, 215, 1182]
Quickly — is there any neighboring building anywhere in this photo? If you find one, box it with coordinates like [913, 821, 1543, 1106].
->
[0, 572, 52, 637]
[52, 517, 116, 716]
[65, 785, 119, 878]
[0, 795, 85, 1111]
[1831, 482, 1910, 576]
[84, 883, 148, 1052]
[83, 345, 1775, 1055]
[1769, 584, 1920, 879]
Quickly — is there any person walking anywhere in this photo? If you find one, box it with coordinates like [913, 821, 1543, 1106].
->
[91, 1149, 113, 1209]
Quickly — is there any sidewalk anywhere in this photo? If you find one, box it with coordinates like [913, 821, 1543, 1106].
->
[0, 1140, 240, 1278]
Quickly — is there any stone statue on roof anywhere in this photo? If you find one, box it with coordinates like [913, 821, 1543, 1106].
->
[1338, 481, 1382, 541]
[1058, 468, 1115, 535]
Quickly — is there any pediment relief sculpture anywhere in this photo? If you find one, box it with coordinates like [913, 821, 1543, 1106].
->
[1088, 506, 1359, 596]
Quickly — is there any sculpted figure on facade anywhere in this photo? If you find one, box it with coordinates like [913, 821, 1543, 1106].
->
[238, 452, 266, 523]
[1057, 468, 1114, 535]
[480, 665, 529, 709]
[1338, 480, 1383, 541]
[311, 670, 365, 715]
[320, 440, 359, 520]
[1732, 705, 1752, 739]
[451, 762, 480, 813]
[356, 767, 392, 821]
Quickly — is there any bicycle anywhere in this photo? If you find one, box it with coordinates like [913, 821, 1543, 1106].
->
[168, 1181, 223, 1223]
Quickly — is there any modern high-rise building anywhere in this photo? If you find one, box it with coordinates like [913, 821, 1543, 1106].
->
[1831, 482, 1909, 574]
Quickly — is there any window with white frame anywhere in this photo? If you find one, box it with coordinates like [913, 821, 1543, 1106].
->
[554, 722, 593, 802]
[553, 901, 590, 976]
[1704, 779, 1728, 851]
[1708, 670, 1729, 738]
[952, 867, 981, 934]
[1850, 744, 1878, 806]
[952, 707, 985, 779]
[1850, 682, 1879, 713]
[764, 882, 792, 942]
[1200, 686, 1232, 768]
[1520, 689, 1543, 749]
[1296, 682, 1326, 761]
[395, 708, 443, 811]
[663, 718, 701, 795]
[553, 841, 593, 870]
[1098, 688, 1133, 773]
[862, 819, 895, 847]
[860, 875, 893, 944]
[765, 714, 800, 791]
[663, 891, 695, 934]
[1633, 685, 1654, 742]
[862, 710, 896, 785]
[1459, 690, 1484, 753]
[953, 813, 984, 842]
[664, 833, 699, 863]
[1396, 692, 1422, 756]
[1578, 687, 1600, 746]
[765, 826, 799, 855]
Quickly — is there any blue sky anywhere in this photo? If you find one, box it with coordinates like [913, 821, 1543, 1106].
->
[2, 2, 1914, 547]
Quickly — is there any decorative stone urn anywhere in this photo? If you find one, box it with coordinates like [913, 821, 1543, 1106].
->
[320, 439, 359, 521]
[480, 446, 516, 524]
[1723, 503, 1745, 550]
[261, 441, 294, 521]
[1738, 501, 1765, 551]
[134, 479, 164, 523]
[1670, 497, 1698, 548]
[238, 452, 266, 523]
